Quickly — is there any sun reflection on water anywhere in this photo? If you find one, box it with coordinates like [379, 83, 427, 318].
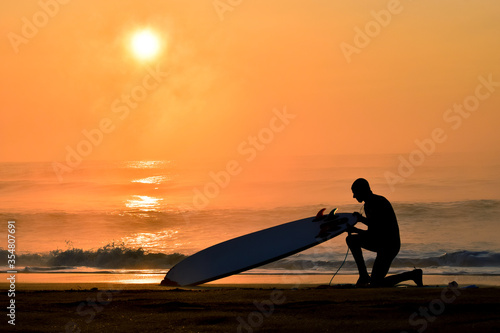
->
[124, 161, 171, 169]
[131, 175, 169, 184]
[120, 230, 180, 252]
[125, 195, 162, 211]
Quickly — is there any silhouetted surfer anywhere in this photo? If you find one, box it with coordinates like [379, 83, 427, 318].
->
[347, 178, 423, 287]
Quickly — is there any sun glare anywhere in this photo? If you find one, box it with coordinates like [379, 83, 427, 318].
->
[131, 29, 161, 60]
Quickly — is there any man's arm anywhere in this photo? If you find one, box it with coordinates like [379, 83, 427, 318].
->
[349, 213, 368, 234]
[347, 225, 367, 234]
[352, 212, 371, 226]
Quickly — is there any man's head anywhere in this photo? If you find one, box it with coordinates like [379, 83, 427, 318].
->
[351, 178, 372, 203]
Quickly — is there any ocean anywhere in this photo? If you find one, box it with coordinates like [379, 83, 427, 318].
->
[1, 153, 500, 285]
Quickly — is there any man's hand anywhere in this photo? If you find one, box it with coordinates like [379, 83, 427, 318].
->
[347, 225, 362, 234]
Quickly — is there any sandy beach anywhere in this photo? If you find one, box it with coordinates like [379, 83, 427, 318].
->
[3, 282, 499, 333]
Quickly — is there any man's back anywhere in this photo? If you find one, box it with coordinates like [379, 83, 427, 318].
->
[364, 194, 400, 247]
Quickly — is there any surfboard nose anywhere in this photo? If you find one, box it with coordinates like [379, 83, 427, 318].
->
[160, 277, 180, 287]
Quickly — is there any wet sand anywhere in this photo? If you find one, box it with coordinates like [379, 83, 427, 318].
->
[2, 283, 499, 332]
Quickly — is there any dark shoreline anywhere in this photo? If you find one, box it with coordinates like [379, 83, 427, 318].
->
[3, 285, 499, 332]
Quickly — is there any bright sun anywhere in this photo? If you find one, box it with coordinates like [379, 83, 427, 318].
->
[131, 30, 161, 60]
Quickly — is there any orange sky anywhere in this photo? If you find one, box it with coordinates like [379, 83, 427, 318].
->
[1, 0, 499, 163]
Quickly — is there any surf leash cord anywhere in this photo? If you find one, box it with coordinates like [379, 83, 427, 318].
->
[328, 205, 363, 286]
[328, 246, 350, 286]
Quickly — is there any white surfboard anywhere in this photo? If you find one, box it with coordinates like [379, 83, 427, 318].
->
[161, 208, 357, 286]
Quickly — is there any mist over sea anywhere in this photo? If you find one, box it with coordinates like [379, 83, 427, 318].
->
[1, 153, 500, 278]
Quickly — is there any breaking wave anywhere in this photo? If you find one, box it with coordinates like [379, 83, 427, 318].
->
[2, 246, 499, 275]
[263, 250, 500, 274]
[1, 243, 186, 270]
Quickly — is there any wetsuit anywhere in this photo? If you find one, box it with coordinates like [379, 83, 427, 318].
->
[347, 193, 401, 285]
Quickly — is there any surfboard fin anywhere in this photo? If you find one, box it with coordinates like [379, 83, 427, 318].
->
[315, 224, 342, 240]
[312, 208, 327, 221]
[325, 208, 339, 221]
